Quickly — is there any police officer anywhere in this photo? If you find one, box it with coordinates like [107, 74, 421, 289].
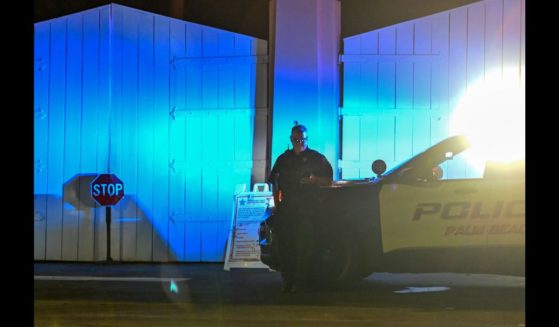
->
[267, 124, 333, 292]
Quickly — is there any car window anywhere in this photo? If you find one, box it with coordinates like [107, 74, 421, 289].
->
[439, 149, 524, 181]
[439, 148, 484, 180]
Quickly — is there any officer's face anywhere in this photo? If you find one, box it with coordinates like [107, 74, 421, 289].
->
[290, 130, 308, 154]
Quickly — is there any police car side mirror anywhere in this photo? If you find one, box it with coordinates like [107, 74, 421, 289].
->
[372, 160, 387, 177]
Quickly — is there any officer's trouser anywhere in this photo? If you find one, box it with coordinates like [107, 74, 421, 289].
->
[276, 200, 315, 285]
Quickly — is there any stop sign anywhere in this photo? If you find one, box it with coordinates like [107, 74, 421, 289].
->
[91, 174, 124, 206]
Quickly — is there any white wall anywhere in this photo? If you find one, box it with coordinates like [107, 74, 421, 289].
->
[34, 4, 268, 262]
[269, 0, 340, 177]
[340, 0, 525, 179]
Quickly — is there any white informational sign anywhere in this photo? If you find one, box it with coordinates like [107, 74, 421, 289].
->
[224, 183, 274, 271]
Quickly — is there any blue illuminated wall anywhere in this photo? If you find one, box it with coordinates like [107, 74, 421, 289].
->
[34, 4, 268, 262]
[270, 0, 340, 176]
[340, 0, 525, 179]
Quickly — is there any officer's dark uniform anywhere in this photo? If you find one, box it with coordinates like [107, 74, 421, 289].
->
[267, 148, 333, 289]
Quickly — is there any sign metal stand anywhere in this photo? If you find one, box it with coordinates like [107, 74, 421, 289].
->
[105, 206, 113, 262]
[224, 183, 273, 271]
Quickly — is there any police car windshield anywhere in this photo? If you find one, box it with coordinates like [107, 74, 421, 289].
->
[382, 135, 470, 179]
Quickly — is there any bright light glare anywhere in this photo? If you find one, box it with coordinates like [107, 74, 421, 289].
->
[170, 280, 179, 294]
[449, 69, 525, 171]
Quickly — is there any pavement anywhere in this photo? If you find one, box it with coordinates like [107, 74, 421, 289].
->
[34, 262, 526, 326]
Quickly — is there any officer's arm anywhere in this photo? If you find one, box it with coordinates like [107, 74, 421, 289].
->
[311, 175, 332, 186]
[300, 174, 332, 186]
[268, 161, 281, 205]
[271, 181, 281, 205]
[301, 156, 333, 186]
[314, 155, 333, 186]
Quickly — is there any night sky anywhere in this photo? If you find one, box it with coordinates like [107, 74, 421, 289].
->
[34, 0, 481, 39]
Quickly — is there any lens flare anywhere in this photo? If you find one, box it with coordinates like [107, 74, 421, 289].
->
[449, 68, 525, 172]
[169, 280, 179, 293]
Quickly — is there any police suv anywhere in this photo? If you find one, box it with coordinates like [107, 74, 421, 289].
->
[259, 135, 525, 283]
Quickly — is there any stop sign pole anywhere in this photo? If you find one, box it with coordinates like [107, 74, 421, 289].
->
[91, 174, 125, 262]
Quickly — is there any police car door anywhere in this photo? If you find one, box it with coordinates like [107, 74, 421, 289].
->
[377, 173, 524, 255]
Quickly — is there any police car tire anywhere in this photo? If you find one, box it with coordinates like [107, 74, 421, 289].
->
[316, 233, 354, 283]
